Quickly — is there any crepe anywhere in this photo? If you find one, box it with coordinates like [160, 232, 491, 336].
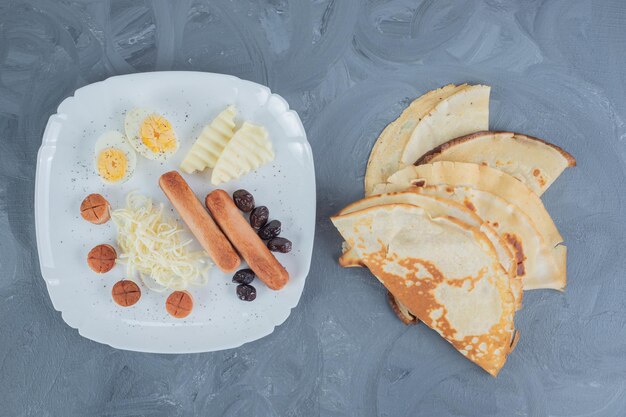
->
[376, 162, 567, 290]
[387, 291, 417, 325]
[331, 204, 517, 376]
[338, 191, 505, 268]
[364, 84, 489, 196]
[416, 131, 576, 195]
[336, 191, 523, 309]
[400, 86, 490, 167]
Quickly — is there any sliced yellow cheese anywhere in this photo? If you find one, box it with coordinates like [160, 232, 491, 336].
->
[180, 106, 237, 174]
[211, 122, 274, 185]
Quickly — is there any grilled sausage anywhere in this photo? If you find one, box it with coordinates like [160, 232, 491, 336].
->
[205, 190, 289, 290]
[159, 171, 240, 273]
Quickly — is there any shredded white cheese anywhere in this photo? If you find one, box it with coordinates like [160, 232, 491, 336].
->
[111, 192, 211, 291]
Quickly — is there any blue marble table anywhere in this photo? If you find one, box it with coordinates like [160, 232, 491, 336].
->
[1, 1, 625, 415]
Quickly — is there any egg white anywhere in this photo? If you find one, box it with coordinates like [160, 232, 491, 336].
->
[94, 130, 137, 184]
[124, 108, 179, 161]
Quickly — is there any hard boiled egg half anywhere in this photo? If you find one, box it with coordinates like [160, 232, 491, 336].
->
[125, 108, 179, 161]
[94, 130, 137, 184]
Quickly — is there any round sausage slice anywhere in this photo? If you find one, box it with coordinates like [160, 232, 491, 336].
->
[87, 244, 117, 273]
[166, 291, 193, 318]
[80, 194, 110, 224]
[111, 280, 141, 307]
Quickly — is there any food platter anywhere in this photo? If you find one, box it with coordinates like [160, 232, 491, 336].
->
[37, 74, 574, 374]
[35, 72, 315, 353]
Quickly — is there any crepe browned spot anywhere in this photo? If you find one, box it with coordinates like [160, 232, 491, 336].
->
[336, 190, 522, 310]
[331, 204, 517, 376]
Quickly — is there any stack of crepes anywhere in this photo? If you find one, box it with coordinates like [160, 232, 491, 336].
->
[330, 84, 575, 376]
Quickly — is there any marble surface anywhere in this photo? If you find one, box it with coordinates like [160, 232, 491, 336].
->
[1, 0, 626, 416]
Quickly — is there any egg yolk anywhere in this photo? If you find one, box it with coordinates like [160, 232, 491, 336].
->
[140, 115, 177, 154]
[97, 148, 128, 182]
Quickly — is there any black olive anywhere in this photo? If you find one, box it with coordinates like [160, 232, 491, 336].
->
[233, 189, 255, 212]
[258, 220, 281, 240]
[236, 284, 256, 301]
[267, 237, 292, 253]
[232, 268, 255, 284]
[250, 206, 269, 228]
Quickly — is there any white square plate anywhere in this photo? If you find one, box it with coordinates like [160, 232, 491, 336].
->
[35, 72, 315, 353]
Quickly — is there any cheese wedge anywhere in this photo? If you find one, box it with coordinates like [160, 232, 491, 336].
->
[211, 122, 274, 185]
[180, 106, 237, 174]
[332, 204, 517, 376]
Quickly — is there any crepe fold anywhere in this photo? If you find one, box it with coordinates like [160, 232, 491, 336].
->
[332, 204, 517, 376]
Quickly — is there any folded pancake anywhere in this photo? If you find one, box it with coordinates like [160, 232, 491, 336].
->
[387, 291, 417, 325]
[416, 131, 576, 195]
[336, 191, 522, 311]
[400, 86, 490, 168]
[376, 162, 564, 246]
[375, 162, 567, 290]
[364, 84, 489, 196]
[338, 192, 513, 274]
[331, 204, 516, 376]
